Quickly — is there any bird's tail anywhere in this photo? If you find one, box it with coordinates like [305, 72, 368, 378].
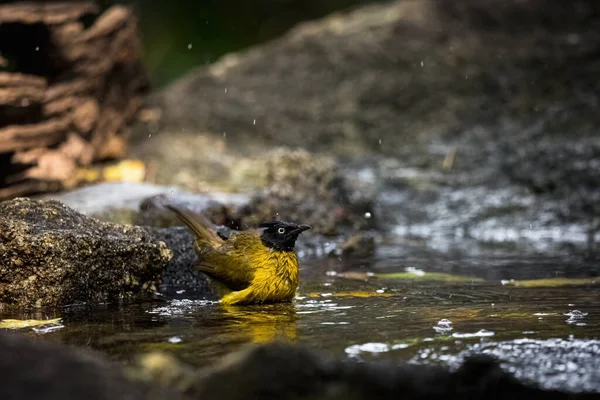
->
[165, 204, 224, 247]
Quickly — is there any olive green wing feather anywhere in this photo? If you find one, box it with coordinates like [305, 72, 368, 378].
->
[194, 235, 256, 291]
[165, 204, 224, 248]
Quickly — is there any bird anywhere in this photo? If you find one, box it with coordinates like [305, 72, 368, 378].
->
[165, 204, 310, 305]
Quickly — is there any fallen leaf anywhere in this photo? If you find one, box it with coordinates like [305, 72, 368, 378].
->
[0, 317, 62, 329]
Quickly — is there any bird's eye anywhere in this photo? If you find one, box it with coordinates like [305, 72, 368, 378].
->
[277, 227, 286, 234]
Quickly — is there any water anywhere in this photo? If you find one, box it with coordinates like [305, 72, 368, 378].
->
[1, 244, 598, 391]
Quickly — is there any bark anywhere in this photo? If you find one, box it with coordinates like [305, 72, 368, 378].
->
[0, 2, 150, 200]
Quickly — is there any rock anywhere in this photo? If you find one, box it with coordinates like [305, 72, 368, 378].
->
[0, 198, 171, 308]
[146, 0, 600, 155]
[134, 341, 597, 400]
[150, 226, 217, 298]
[0, 330, 184, 400]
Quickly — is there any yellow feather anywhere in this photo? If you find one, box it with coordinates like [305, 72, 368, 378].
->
[167, 205, 302, 305]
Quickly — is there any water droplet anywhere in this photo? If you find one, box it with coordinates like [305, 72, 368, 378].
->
[364, 212, 372, 218]
[223, 132, 227, 137]
[187, 43, 192, 50]
[35, 46, 39, 51]
[148, 134, 152, 138]
[420, 61, 424, 67]
[433, 318, 453, 333]
[452, 329, 494, 338]
[345, 342, 390, 356]
[224, 88, 228, 93]
[565, 310, 588, 324]
[168, 336, 182, 343]
[405, 266, 425, 276]
[253, 119, 256, 125]
[33, 324, 64, 334]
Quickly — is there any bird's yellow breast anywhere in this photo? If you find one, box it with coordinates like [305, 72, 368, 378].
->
[246, 248, 300, 300]
[218, 236, 300, 305]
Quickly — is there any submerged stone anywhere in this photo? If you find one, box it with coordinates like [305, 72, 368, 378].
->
[0, 198, 171, 308]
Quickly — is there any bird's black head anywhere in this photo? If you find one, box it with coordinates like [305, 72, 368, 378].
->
[259, 221, 311, 251]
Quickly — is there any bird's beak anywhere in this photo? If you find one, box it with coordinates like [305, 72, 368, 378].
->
[295, 224, 311, 233]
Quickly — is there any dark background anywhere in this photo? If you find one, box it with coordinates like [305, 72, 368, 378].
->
[101, 0, 388, 87]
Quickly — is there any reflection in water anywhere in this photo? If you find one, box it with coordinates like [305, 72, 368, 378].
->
[219, 303, 298, 344]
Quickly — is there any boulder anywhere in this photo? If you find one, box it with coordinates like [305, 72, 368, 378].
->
[0, 198, 171, 308]
[146, 0, 600, 156]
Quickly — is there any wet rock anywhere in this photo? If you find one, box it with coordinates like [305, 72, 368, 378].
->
[0, 331, 184, 400]
[135, 341, 596, 400]
[150, 226, 217, 298]
[0, 198, 171, 308]
[446, 338, 600, 394]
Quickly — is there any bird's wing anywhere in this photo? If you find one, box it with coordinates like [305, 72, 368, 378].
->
[195, 236, 256, 291]
[194, 259, 248, 291]
[165, 204, 224, 248]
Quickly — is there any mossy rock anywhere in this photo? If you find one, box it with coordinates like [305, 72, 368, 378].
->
[0, 198, 172, 308]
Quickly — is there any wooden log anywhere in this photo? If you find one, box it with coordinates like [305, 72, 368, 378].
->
[0, 1, 150, 201]
[0, 2, 98, 25]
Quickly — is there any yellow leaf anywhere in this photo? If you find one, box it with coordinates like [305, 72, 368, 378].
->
[0, 318, 62, 329]
[506, 277, 598, 288]
[375, 272, 485, 283]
